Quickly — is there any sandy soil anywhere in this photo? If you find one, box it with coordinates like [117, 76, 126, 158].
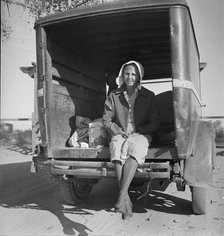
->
[0, 146, 223, 236]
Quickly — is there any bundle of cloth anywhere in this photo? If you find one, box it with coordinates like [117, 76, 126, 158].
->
[68, 116, 104, 148]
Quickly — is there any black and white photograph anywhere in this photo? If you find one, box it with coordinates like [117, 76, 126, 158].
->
[1, 0, 224, 235]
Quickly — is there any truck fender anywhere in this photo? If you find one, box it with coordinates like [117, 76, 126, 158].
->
[183, 120, 216, 187]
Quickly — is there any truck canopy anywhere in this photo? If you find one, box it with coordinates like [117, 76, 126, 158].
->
[35, 0, 201, 159]
[35, 0, 192, 80]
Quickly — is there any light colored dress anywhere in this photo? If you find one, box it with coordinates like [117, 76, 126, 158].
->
[110, 89, 151, 165]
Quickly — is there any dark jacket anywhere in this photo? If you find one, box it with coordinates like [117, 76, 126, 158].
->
[103, 86, 159, 136]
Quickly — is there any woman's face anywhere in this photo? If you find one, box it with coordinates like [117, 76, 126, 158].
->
[123, 65, 139, 88]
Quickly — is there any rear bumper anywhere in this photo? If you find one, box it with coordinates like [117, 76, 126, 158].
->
[32, 156, 171, 179]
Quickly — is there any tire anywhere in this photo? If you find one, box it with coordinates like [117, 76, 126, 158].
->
[191, 186, 207, 214]
[59, 179, 93, 205]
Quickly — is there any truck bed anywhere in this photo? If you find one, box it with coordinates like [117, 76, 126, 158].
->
[50, 144, 177, 160]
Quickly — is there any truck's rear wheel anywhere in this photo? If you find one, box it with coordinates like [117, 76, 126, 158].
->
[59, 179, 93, 205]
[191, 186, 207, 214]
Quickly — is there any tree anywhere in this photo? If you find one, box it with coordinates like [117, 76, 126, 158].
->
[1, 20, 12, 42]
[1, 0, 103, 41]
[1, 0, 13, 42]
[24, 0, 103, 18]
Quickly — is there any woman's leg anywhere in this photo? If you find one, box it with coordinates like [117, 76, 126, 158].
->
[115, 156, 138, 219]
[110, 134, 126, 188]
[119, 134, 149, 195]
[115, 134, 150, 219]
[114, 160, 123, 189]
[120, 156, 138, 196]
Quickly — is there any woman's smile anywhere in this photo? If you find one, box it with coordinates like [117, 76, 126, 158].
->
[123, 65, 138, 87]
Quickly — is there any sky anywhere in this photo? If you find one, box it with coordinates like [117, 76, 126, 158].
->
[1, 1, 36, 129]
[1, 0, 224, 130]
[187, 0, 224, 117]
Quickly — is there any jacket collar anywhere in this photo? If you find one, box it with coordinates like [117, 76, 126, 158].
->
[114, 85, 148, 97]
[138, 87, 149, 97]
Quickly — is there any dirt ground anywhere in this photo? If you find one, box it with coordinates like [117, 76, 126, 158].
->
[0, 146, 223, 236]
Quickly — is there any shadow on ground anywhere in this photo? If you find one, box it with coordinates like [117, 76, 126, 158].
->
[7, 145, 33, 155]
[0, 161, 93, 235]
[129, 189, 192, 215]
[0, 160, 194, 235]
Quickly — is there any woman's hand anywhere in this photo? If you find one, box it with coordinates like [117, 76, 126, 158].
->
[118, 130, 129, 139]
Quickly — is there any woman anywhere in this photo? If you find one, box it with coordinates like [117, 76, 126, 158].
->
[103, 61, 159, 219]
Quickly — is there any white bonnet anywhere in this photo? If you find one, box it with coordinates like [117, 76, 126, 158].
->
[116, 60, 144, 87]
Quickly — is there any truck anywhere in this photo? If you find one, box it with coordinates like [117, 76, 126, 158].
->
[32, 0, 216, 214]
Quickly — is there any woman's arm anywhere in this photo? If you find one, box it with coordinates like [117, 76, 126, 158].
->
[103, 94, 126, 136]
